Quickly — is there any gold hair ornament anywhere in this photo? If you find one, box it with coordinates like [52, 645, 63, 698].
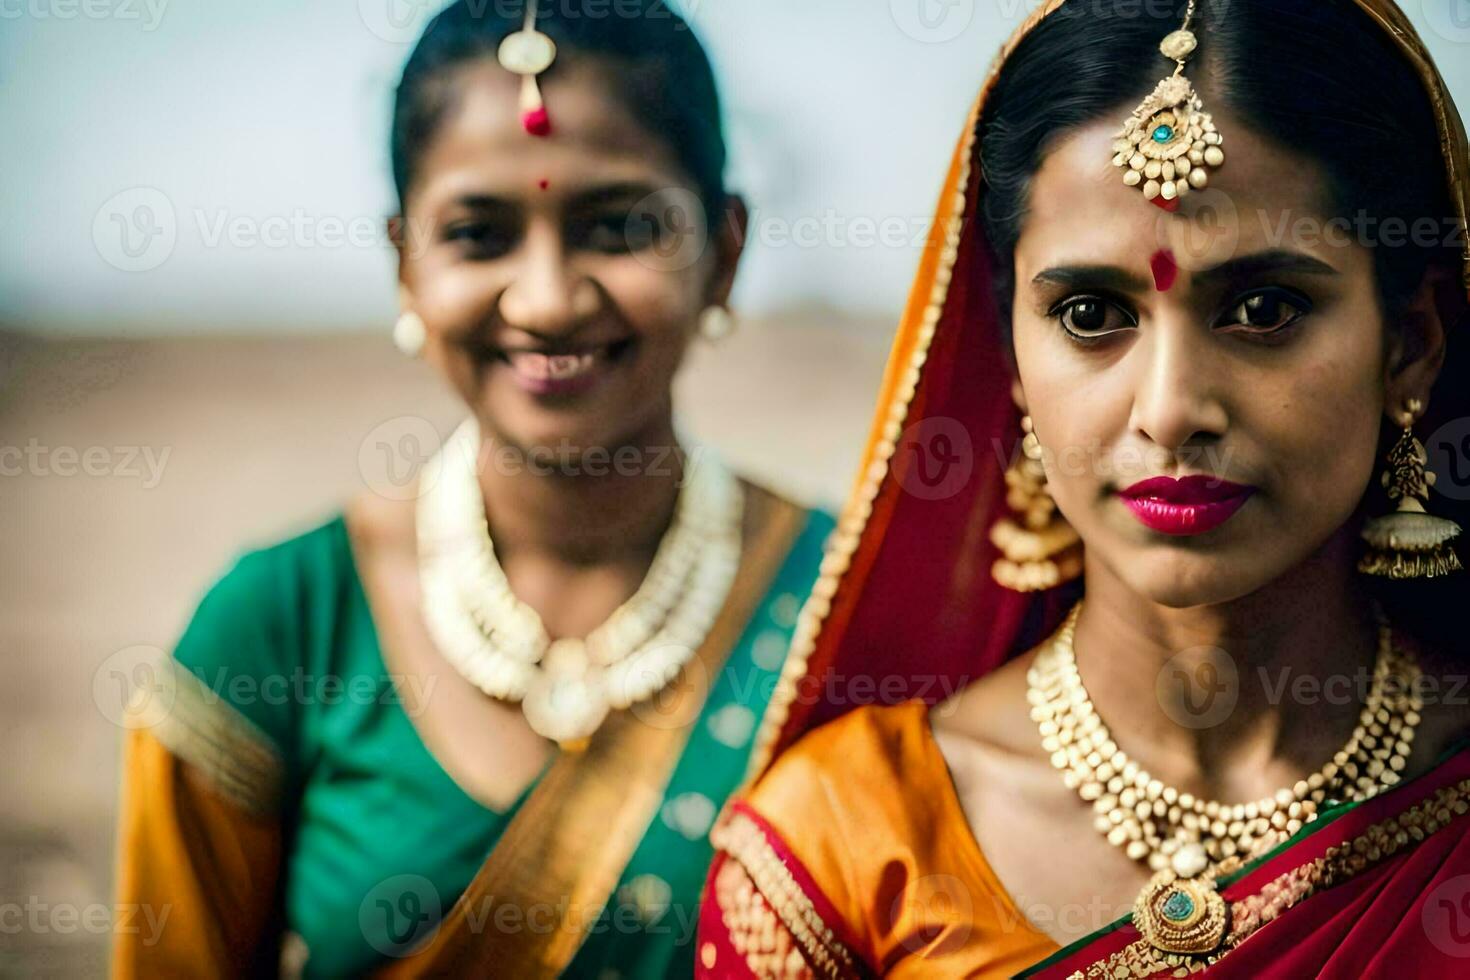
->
[1111, 0, 1225, 208]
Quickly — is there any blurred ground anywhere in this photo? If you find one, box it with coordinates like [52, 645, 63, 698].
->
[0, 314, 891, 977]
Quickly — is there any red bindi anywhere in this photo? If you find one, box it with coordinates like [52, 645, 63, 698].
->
[537, 179, 550, 191]
[1149, 195, 1180, 213]
[1150, 249, 1179, 292]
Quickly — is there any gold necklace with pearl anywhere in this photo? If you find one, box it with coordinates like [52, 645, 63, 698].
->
[1027, 600, 1422, 956]
[417, 417, 743, 748]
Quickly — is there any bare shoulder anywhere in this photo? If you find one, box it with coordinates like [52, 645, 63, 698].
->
[926, 642, 1073, 847]
[343, 490, 417, 562]
[930, 644, 1043, 757]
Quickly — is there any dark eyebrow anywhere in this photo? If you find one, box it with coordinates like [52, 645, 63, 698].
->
[1193, 249, 1339, 285]
[447, 193, 518, 212]
[1031, 264, 1150, 294]
[442, 182, 667, 215]
[1031, 249, 1339, 294]
[564, 181, 665, 212]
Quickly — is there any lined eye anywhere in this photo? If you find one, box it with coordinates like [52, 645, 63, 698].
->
[1219, 288, 1312, 333]
[444, 220, 517, 260]
[575, 213, 643, 254]
[1053, 296, 1137, 339]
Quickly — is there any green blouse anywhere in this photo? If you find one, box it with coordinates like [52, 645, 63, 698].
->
[169, 508, 833, 978]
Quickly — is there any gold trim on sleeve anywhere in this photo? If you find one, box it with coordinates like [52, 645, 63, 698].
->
[713, 858, 817, 980]
[710, 810, 860, 979]
[126, 653, 285, 817]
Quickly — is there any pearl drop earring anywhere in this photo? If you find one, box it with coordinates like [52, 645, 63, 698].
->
[393, 309, 426, 357]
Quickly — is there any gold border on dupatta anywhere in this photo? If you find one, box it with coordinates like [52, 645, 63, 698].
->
[743, 96, 978, 778]
[744, 0, 1056, 778]
[1349, 0, 1470, 294]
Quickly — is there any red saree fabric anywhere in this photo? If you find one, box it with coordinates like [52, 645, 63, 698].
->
[1024, 742, 1470, 978]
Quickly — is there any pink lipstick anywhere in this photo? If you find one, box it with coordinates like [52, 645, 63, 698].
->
[503, 350, 604, 396]
[1118, 475, 1255, 536]
[493, 337, 634, 398]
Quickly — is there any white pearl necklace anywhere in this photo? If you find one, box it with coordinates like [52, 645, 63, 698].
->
[417, 418, 743, 746]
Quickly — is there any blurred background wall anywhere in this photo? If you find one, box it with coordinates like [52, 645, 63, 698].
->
[3, 0, 1469, 974]
[1, 0, 998, 334]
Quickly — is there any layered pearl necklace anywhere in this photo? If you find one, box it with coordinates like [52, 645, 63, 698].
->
[1028, 601, 1422, 873]
[417, 418, 744, 747]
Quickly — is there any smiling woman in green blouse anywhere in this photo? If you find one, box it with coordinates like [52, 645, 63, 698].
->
[111, 3, 831, 977]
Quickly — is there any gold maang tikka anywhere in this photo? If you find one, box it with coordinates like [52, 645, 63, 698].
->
[1359, 399, 1464, 579]
[498, 0, 557, 136]
[1111, 0, 1225, 208]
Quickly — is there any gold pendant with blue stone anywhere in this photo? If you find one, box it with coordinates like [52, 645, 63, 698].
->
[1132, 843, 1229, 956]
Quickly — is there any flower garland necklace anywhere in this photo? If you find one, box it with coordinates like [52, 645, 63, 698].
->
[1027, 600, 1422, 956]
[417, 418, 743, 748]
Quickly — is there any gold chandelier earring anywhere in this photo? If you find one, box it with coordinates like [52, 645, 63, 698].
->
[1359, 398, 1464, 579]
[990, 415, 1083, 592]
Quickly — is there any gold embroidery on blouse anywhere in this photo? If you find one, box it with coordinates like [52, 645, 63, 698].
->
[711, 810, 860, 979]
[713, 858, 816, 980]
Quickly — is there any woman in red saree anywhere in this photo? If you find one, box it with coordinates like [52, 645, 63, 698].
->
[696, 0, 1470, 976]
